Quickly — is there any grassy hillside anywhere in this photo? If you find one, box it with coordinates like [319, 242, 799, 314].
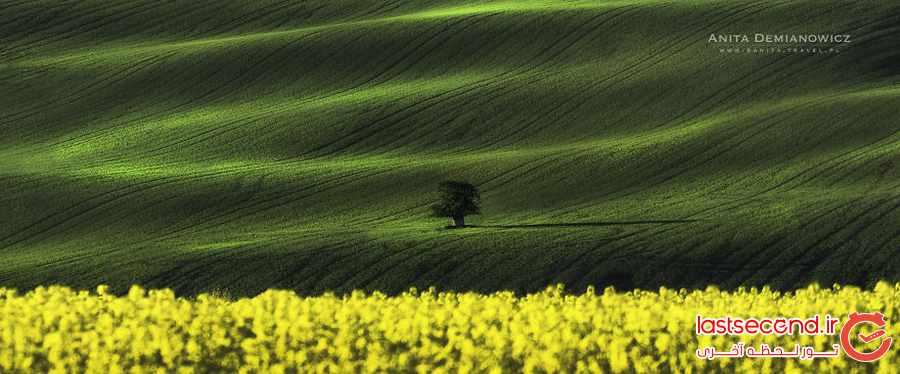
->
[2, 0, 899, 296]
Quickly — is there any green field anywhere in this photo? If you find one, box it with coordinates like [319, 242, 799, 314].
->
[2, 0, 898, 296]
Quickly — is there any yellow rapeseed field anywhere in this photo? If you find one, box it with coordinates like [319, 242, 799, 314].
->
[0, 283, 898, 373]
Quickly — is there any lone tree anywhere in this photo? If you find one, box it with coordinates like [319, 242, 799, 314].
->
[431, 180, 480, 228]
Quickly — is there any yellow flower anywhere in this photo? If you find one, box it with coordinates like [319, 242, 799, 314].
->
[0, 283, 896, 372]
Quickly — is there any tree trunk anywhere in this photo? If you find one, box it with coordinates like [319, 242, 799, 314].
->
[452, 215, 465, 228]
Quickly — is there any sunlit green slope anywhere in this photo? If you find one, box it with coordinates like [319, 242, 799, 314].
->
[2, 0, 899, 295]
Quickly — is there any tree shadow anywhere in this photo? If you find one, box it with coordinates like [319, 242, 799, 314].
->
[468, 219, 698, 229]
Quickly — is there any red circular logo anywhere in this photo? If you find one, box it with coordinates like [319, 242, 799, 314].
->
[840, 312, 893, 362]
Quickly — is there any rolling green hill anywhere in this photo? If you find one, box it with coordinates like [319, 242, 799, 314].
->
[2, 0, 899, 296]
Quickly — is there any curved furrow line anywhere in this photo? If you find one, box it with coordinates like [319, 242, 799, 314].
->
[484, 2, 767, 148]
[394, 4, 669, 152]
[536, 84, 858, 221]
[194, 1, 343, 39]
[90, 12, 480, 161]
[0, 53, 172, 143]
[656, 11, 900, 133]
[46, 27, 331, 155]
[261, 237, 364, 289]
[654, 20, 860, 132]
[144, 163, 398, 241]
[724, 127, 896, 212]
[126, 4, 624, 162]
[162, 242, 305, 294]
[622, 149, 900, 280]
[146, 1, 244, 41]
[534, 104, 803, 221]
[47, 68, 255, 155]
[364, 233, 513, 291]
[362, 87, 865, 229]
[267, 5, 463, 95]
[576, 109, 867, 252]
[597, 209, 843, 281]
[566, 227, 683, 289]
[26, 244, 136, 276]
[183, 171, 273, 242]
[838, 11, 900, 46]
[560, 3, 832, 137]
[334, 236, 465, 291]
[0, 11, 72, 53]
[334, 151, 581, 229]
[730, 200, 858, 284]
[136, 242, 251, 287]
[654, 55, 793, 131]
[823, 134, 900, 187]
[298, 13, 498, 157]
[351, 0, 406, 21]
[724, 113, 897, 193]
[146, 171, 273, 240]
[318, 14, 489, 92]
[132, 118, 264, 161]
[621, 232, 721, 287]
[518, 231, 642, 289]
[720, 180, 890, 257]
[11, 0, 229, 59]
[673, 101, 897, 217]
[297, 8, 630, 156]
[0, 176, 181, 251]
[796, 196, 900, 275]
[591, 255, 825, 279]
[792, 131, 899, 188]
[598, 219, 714, 263]
[182, 165, 414, 235]
[0, 176, 176, 252]
[746, 196, 891, 285]
[271, 2, 331, 30]
[374, 6, 644, 154]
[369, 0, 406, 19]
[149, 118, 285, 161]
[205, 0, 301, 35]
[275, 240, 379, 292]
[3, 1, 168, 61]
[0, 0, 38, 15]
[299, 239, 416, 292]
[472, 219, 647, 286]
[0, 167, 266, 274]
[0, 173, 173, 245]
[403, 236, 496, 287]
[417, 242, 521, 289]
[34, 7, 389, 152]
[17, 48, 224, 150]
[777, 195, 900, 286]
[151, 1, 236, 39]
[213, 240, 339, 294]
[342, 149, 581, 228]
[142, 248, 256, 291]
[483, 151, 577, 193]
[141, 19, 457, 158]
[426, 230, 578, 289]
[0, 2, 146, 56]
[0, 52, 173, 132]
[693, 123, 896, 219]
[520, 0, 778, 139]
[870, 226, 900, 256]
[0, 163, 266, 250]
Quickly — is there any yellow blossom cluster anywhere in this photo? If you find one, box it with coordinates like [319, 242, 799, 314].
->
[0, 283, 897, 373]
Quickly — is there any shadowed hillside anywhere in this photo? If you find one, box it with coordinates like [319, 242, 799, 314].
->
[2, 0, 899, 296]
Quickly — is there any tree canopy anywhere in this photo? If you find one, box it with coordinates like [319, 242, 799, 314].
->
[431, 181, 480, 227]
